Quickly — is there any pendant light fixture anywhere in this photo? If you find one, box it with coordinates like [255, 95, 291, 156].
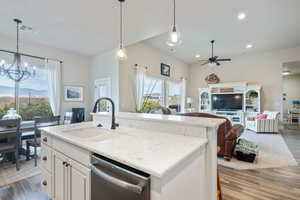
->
[0, 19, 36, 82]
[117, 0, 128, 60]
[166, 0, 182, 47]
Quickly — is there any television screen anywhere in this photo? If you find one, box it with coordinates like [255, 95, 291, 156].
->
[212, 94, 243, 111]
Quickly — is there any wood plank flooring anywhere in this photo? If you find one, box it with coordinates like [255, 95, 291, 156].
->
[220, 128, 300, 200]
[0, 128, 299, 200]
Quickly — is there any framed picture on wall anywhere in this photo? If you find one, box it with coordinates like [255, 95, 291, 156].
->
[64, 86, 84, 102]
[161, 63, 170, 77]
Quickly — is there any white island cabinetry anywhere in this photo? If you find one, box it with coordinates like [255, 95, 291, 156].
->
[40, 112, 224, 200]
[40, 132, 91, 200]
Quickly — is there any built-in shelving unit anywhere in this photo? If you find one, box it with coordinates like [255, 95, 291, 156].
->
[199, 88, 211, 113]
[198, 82, 262, 125]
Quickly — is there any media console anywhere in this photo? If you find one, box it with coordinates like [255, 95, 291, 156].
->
[213, 111, 245, 125]
[199, 82, 261, 125]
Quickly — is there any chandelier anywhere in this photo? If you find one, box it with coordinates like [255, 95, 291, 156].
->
[0, 19, 36, 82]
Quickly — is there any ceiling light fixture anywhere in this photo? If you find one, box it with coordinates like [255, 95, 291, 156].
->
[166, 0, 182, 47]
[0, 19, 36, 82]
[238, 12, 246, 20]
[246, 44, 253, 49]
[117, 0, 127, 60]
[195, 54, 201, 58]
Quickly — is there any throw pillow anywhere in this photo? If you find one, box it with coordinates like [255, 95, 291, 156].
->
[255, 114, 268, 120]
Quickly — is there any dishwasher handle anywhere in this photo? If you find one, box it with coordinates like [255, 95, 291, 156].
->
[91, 164, 146, 195]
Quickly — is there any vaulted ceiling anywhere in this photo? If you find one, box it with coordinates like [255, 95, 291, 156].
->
[1, 0, 300, 63]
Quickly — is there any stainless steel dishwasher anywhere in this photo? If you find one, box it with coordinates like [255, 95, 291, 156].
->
[91, 154, 151, 200]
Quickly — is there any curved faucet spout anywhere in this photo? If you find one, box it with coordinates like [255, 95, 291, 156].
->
[93, 97, 118, 129]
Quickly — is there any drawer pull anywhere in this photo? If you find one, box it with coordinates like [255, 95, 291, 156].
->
[42, 180, 47, 186]
[42, 156, 47, 161]
[43, 137, 48, 142]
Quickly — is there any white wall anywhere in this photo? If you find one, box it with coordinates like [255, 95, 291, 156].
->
[89, 50, 119, 112]
[282, 73, 300, 114]
[119, 42, 190, 112]
[188, 46, 300, 112]
[0, 34, 90, 118]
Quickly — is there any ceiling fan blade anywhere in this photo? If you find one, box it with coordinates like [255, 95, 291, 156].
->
[216, 58, 231, 62]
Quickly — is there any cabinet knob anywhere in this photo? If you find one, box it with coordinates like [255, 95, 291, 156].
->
[42, 156, 47, 161]
[43, 137, 48, 142]
[42, 180, 47, 186]
[63, 161, 67, 166]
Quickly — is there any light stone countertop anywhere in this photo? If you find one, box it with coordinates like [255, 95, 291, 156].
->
[91, 112, 225, 128]
[41, 122, 208, 178]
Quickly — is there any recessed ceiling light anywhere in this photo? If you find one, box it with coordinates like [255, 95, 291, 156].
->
[195, 54, 201, 58]
[246, 44, 253, 49]
[238, 12, 246, 20]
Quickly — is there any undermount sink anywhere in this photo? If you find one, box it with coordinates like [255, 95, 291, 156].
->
[61, 127, 113, 140]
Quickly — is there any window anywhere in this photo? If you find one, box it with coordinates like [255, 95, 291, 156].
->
[138, 75, 185, 113]
[0, 54, 52, 121]
[166, 81, 182, 112]
[0, 71, 15, 115]
[140, 76, 164, 113]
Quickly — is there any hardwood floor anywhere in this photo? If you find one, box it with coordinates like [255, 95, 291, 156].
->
[0, 128, 299, 200]
[221, 128, 300, 200]
[0, 175, 49, 200]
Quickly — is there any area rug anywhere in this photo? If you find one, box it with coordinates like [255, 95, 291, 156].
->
[218, 130, 298, 170]
[0, 157, 41, 187]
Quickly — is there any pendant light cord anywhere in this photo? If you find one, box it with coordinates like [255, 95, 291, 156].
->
[173, 0, 176, 26]
[16, 21, 19, 53]
[120, 1, 123, 49]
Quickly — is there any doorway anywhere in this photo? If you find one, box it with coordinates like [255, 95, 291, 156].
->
[94, 77, 112, 112]
[282, 61, 300, 129]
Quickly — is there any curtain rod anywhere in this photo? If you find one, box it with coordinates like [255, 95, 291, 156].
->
[0, 49, 63, 63]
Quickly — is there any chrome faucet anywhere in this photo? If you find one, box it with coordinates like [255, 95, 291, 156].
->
[93, 97, 118, 129]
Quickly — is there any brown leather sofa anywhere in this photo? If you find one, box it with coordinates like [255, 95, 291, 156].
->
[179, 112, 244, 161]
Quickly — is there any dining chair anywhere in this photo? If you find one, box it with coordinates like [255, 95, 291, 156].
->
[0, 118, 21, 170]
[26, 116, 60, 167]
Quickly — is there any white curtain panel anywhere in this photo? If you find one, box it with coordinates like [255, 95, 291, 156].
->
[180, 78, 187, 113]
[46, 59, 61, 116]
[135, 67, 146, 112]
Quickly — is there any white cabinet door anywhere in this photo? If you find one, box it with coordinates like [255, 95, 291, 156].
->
[68, 159, 91, 200]
[53, 151, 69, 200]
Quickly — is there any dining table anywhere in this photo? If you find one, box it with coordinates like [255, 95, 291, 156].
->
[0, 120, 46, 163]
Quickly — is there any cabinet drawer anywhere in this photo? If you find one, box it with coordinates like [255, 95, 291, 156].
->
[53, 137, 90, 167]
[41, 169, 52, 198]
[41, 145, 52, 173]
[41, 131, 53, 147]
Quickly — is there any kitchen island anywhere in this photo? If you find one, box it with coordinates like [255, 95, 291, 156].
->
[40, 112, 224, 200]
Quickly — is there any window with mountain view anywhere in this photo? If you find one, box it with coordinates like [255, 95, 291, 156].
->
[0, 62, 52, 121]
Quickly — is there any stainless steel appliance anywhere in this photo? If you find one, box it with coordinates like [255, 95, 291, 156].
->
[91, 154, 151, 200]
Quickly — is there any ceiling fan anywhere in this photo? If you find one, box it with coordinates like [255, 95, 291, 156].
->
[199, 40, 232, 66]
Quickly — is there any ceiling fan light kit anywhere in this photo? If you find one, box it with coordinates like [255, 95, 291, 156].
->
[199, 40, 232, 67]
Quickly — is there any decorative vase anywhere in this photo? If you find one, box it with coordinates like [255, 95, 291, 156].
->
[2, 108, 22, 120]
